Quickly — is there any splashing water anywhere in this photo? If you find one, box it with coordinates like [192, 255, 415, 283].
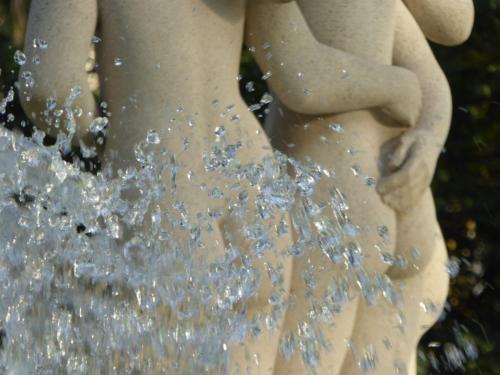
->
[0, 124, 295, 373]
[0, 127, 446, 373]
[0, 60, 472, 375]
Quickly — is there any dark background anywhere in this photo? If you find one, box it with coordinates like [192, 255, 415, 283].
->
[1, 0, 499, 373]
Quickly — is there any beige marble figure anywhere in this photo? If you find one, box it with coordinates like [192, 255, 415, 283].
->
[19, 0, 293, 373]
[246, 0, 473, 373]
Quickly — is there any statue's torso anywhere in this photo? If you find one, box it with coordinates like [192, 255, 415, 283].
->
[267, 5, 408, 371]
[267, 0, 404, 318]
[269, 0, 403, 164]
[97, 0, 273, 169]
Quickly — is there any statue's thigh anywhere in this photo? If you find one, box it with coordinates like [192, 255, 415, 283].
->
[406, 233, 450, 375]
[412, 221, 449, 336]
[312, 157, 399, 275]
[389, 189, 443, 279]
[273, 178, 398, 373]
[338, 217, 449, 375]
[274, 290, 360, 375]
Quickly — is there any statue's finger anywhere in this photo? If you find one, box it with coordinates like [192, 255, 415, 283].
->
[387, 141, 412, 170]
[376, 164, 413, 194]
[380, 172, 427, 211]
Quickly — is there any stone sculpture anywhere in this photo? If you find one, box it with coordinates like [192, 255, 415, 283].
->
[246, 0, 473, 373]
[13, 0, 474, 373]
[18, 0, 294, 373]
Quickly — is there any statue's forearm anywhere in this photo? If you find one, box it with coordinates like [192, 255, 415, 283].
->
[413, 67, 452, 149]
[19, 0, 98, 144]
[403, 0, 474, 45]
[394, 2, 453, 167]
[246, 1, 407, 116]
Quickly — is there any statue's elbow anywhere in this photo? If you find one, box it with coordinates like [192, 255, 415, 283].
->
[431, 10, 474, 46]
[279, 95, 315, 115]
[434, 26, 473, 46]
[271, 85, 321, 115]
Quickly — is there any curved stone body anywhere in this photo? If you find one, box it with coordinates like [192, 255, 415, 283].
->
[13, 0, 473, 373]
[246, 0, 473, 373]
[18, 0, 295, 373]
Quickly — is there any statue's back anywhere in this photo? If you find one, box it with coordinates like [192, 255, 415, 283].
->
[96, 0, 272, 169]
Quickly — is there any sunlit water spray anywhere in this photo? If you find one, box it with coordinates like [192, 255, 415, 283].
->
[0, 47, 478, 374]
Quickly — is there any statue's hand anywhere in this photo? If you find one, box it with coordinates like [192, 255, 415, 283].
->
[382, 67, 422, 128]
[376, 130, 436, 211]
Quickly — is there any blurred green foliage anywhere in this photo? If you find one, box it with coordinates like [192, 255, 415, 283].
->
[1, 0, 499, 373]
[419, 1, 500, 373]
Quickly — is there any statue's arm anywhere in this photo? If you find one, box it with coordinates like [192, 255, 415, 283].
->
[393, 0, 452, 169]
[245, 0, 421, 127]
[19, 0, 98, 143]
[402, 0, 474, 46]
[376, 1, 454, 210]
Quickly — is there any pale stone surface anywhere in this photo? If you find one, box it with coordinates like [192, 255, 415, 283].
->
[403, 0, 474, 46]
[246, 0, 472, 373]
[18, 1, 294, 373]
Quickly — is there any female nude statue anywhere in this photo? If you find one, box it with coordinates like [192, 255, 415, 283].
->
[246, 0, 473, 373]
[18, 0, 294, 373]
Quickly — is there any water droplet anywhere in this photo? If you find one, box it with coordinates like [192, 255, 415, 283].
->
[146, 129, 160, 144]
[73, 107, 83, 117]
[208, 187, 224, 200]
[245, 81, 255, 92]
[350, 165, 362, 176]
[89, 117, 109, 135]
[365, 177, 376, 187]
[377, 225, 390, 243]
[447, 257, 461, 278]
[14, 50, 27, 66]
[20, 70, 35, 88]
[329, 123, 344, 133]
[261, 71, 272, 80]
[348, 148, 358, 156]
[69, 85, 82, 100]
[260, 93, 273, 105]
[33, 38, 48, 49]
[444, 343, 465, 369]
[280, 332, 296, 360]
[46, 97, 57, 111]
[230, 114, 240, 124]
[214, 126, 225, 138]
[248, 104, 261, 112]
[187, 116, 195, 127]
